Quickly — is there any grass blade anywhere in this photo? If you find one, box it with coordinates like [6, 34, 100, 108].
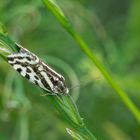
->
[42, 0, 140, 123]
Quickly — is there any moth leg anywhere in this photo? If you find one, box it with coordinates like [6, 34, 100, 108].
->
[40, 92, 57, 96]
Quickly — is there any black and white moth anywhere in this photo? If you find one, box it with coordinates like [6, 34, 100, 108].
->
[7, 44, 69, 95]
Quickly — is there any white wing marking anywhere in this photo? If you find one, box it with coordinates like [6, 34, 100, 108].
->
[40, 71, 53, 89]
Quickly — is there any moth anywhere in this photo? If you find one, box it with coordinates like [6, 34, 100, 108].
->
[7, 44, 69, 95]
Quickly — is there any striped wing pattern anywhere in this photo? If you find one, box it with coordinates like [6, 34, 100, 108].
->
[7, 44, 69, 95]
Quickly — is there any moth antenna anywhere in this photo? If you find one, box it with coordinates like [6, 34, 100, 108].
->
[68, 84, 81, 91]
[68, 76, 101, 91]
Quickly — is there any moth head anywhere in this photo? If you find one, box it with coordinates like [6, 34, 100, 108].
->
[53, 76, 69, 94]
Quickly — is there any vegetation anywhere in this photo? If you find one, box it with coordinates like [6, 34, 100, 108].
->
[0, 0, 140, 140]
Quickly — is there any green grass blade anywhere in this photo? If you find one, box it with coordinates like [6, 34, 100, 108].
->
[0, 32, 97, 140]
[42, 0, 140, 123]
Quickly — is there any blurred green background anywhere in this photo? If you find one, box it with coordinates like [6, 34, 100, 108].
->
[0, 0, 140, 140]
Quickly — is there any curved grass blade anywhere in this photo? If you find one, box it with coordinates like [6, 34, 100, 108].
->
[42, 0, 140, 123]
